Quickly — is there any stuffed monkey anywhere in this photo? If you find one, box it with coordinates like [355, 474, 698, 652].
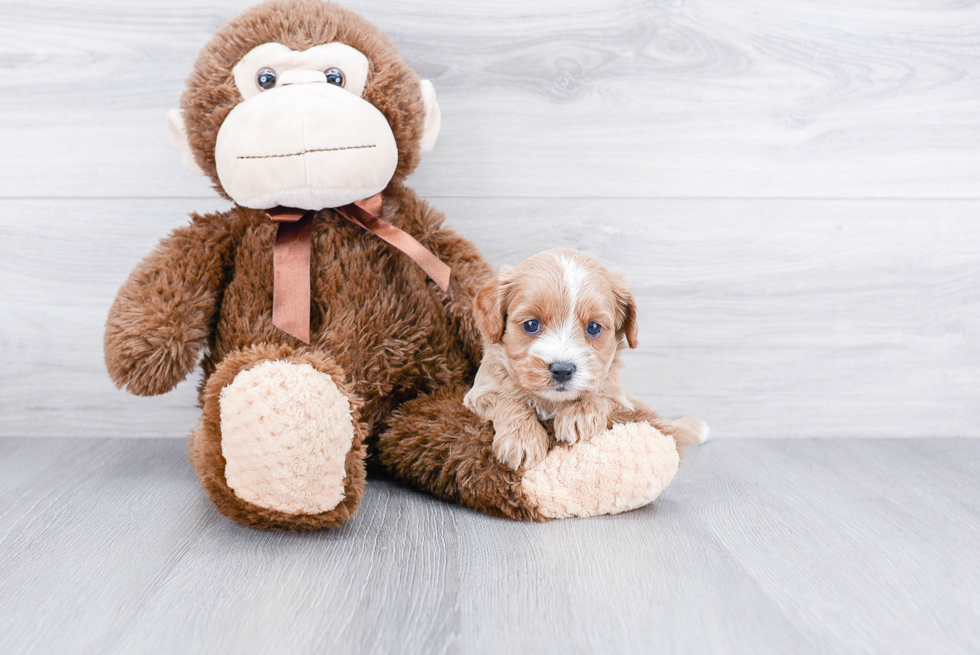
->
[105, 0, 696, 529]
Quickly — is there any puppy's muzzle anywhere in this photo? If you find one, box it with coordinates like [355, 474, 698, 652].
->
[549, 362, 576, 385]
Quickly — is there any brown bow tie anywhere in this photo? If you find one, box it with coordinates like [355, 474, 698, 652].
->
[265, 193, 452, 343]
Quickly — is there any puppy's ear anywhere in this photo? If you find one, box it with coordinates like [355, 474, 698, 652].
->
[611, 272, 639, 349]
[473, 268, 513, 343]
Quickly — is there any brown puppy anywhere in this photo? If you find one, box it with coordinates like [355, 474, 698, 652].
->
[465, 249, 647, 470]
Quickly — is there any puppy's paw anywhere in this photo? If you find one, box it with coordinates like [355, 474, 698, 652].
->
[493, 421, 549, 471]
[554, 402, 608, 445]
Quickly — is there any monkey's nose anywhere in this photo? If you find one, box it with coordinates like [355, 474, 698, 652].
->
[549, 362, 576, 384]
[278, 69, 328, 86]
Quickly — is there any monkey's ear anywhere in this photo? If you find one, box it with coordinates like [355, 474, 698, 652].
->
[418, 80, 441, 153]
[166, 109, 205, 176]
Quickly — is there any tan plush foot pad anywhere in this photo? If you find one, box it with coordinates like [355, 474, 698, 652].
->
[521, 422, 680, 519]
[220, 360, 355, 515]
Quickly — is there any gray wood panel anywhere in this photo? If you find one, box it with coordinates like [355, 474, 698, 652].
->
[2, 1, 978, 440]
[2, 197, 977, 439]
[1, 0, 979, 199]
[0, 437, 977, 654]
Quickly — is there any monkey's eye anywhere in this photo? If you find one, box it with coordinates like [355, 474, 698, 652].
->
[324, 67, 345, 87]
[523, 320, 540, 335]
[255, 67, 277, 90]
[586, 322, 602, 337]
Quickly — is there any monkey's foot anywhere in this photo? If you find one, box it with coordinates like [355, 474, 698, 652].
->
[190, 346, 366, 530]
[521, 422, 679, 519]
[220, 359, 358, 514]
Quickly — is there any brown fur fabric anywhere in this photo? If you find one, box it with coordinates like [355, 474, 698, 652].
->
[106, 180, 493, 529]
[379, 387, 546, 522]
[104, 0, 501, 529]
[104, 214, 235, 396]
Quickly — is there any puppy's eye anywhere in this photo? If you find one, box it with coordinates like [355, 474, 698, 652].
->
[523, 320, 540, 335]
[586, 321, 602, 337]
[256, 67, 277, 90]
[324, 67, 345, 87]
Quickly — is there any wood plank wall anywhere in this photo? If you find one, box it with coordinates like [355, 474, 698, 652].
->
[1, 0, 978, 438]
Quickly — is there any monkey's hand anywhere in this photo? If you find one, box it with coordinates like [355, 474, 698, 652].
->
[105, 215, 232, 396]
[554, 396, 611, 445]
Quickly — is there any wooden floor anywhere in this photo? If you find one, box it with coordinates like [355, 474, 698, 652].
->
[1, 438, 977, 654]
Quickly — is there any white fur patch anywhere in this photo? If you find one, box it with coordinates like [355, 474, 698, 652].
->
[558, 254, 588, 306]
[527, 254, 594, 391]
[521, 422, 679, 519]
[220, 360, 355, 515]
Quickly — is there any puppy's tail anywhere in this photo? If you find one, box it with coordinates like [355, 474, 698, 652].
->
[662, 416, 710, 446]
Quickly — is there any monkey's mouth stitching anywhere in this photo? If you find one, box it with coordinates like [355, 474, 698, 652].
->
[238, 144, 376, 160]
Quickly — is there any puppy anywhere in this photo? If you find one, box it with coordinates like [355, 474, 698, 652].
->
[464, 249, 644, 470]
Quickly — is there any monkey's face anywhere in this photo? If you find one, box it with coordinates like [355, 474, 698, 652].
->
[168, 2, 441, 210]
[214, 42, 398, 210]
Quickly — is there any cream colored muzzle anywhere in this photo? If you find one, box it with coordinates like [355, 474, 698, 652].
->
[214, 73, 399, 211]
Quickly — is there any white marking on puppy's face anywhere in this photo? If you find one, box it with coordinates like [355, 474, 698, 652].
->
[527, 254, 593, 396]
[559, 254, 587, 305]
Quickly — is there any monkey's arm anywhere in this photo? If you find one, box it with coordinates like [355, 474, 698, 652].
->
[392, 189, 493, 366]
[427, 225, 494, 368]
[105, 212, 234, 396]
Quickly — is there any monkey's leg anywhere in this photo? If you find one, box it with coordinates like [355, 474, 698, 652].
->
[377, 388, 680, 521]
[188, 344, 367, 530]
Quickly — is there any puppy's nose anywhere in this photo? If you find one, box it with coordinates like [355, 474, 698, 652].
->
[549, 362, 576, 384]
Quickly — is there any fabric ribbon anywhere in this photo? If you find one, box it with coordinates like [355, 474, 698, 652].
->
[266, 193, 452, 343]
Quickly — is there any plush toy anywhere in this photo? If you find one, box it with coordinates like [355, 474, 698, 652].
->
[105, 0, 704, 530]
